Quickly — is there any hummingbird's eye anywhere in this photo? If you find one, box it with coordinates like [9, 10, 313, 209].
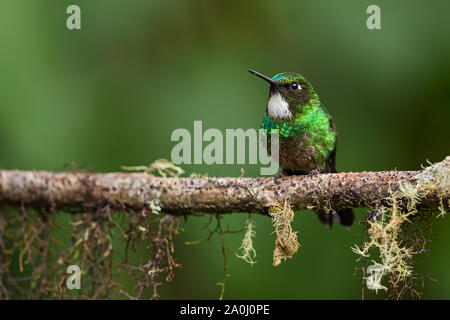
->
[290, 82, 301, 91]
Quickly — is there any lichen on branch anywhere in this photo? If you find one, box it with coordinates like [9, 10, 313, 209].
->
[352, 158, 449, 299]
[0, 156, 448, 299]
[269, 201, 300, 266]
[0, 158, 447, 214]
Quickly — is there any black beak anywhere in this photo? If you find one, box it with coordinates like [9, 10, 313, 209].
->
[248, 70, 277, 87]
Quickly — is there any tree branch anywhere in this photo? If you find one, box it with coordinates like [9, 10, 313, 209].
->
[0, 156, 448, 215]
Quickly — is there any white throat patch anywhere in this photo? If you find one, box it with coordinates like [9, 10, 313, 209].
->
[267, 92, 292, 119]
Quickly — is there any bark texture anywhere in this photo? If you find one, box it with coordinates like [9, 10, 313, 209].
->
[0, 156, 448, 215]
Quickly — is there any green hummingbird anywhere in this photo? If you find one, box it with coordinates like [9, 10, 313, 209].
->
[249, 70, 354, 228]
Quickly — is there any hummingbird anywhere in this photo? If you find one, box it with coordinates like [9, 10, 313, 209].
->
[249, 70, 354, 228]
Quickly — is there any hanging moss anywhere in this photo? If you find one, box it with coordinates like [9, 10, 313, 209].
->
[352, 159, 448, 299]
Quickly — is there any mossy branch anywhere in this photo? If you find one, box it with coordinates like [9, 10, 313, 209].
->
[0, 156, 448, 215]
[0, 157, 448, 299]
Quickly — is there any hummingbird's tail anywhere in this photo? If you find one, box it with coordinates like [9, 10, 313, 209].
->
[315, 208, 355, 228]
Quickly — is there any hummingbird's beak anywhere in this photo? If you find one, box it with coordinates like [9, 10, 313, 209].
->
[248, 70, 278, 87]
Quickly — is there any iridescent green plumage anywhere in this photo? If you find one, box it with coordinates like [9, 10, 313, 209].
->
[261, 102, 336, 166]
[257, 71, 337, 172]
[250, 70, 354, 228]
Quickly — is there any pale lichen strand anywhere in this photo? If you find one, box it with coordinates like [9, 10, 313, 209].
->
[268, 201, 300, 266]
[237, 218, 257, 265]
[415, 157, 449, 216]
[352, 157, 449, 298]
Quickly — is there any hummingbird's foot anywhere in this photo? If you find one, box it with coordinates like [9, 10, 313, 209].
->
[308, 169, 321, 176]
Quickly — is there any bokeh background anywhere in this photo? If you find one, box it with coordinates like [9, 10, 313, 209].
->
[0, 0, 449, 299]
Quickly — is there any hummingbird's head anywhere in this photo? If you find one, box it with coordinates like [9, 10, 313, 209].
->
[249, 70, 318, 120]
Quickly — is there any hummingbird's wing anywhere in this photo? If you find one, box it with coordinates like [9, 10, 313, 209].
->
[320, 102, 338, 172]
[318, 103, 355, 228]
[323, 104, 338, 173]
[325, 147, 337, 173]
[320, 103, 330, 115]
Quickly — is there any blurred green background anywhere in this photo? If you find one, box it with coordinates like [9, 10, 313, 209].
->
[0, 0, 449, 299]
